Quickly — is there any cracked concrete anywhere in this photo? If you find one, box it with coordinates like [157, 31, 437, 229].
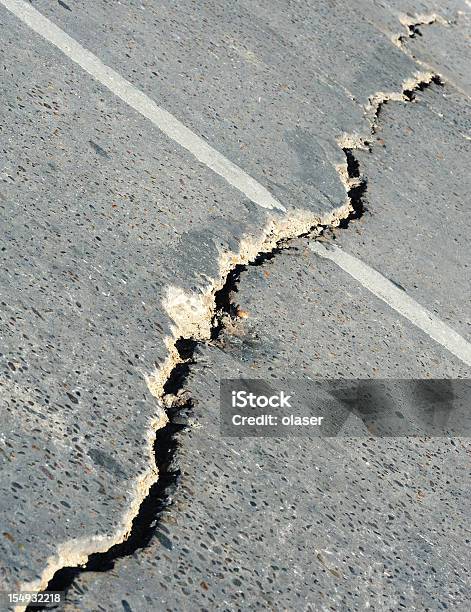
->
[34, 18, 471, 612]
[395, 13, 448, 48]
[62, 83, 471, 606]
[0, 0, 470, 609]
[334, 83, 471, 342]
[396, 9, 471, 95]
[61, 243, 471, 609]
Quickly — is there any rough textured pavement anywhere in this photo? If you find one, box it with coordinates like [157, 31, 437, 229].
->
[64, 237, 471, 611]
[333, 84, 471, 340]
[61, 82, 471, 607]
[0, 0, 470, 609]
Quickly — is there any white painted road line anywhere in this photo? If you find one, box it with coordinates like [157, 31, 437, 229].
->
[309, 242, 471, 367]
[0, 0, 285, 213]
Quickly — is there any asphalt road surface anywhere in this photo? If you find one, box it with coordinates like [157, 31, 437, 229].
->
[0, 1, 470, 611]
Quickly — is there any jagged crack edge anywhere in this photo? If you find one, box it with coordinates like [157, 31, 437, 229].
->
[394, 12, 448, 49]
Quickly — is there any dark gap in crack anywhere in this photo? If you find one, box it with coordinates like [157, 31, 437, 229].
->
[344, 148, 361, 178]
[211, 247, 289, 340]
[163, 338, 197, 393]
[213, 265, 246, 323]
[408, 24, 423, 38]
[403, 74, 444, 101]
[398, 21, 425, 46]
[338, 148, 367, 229]
[397, 16, 448, 56]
